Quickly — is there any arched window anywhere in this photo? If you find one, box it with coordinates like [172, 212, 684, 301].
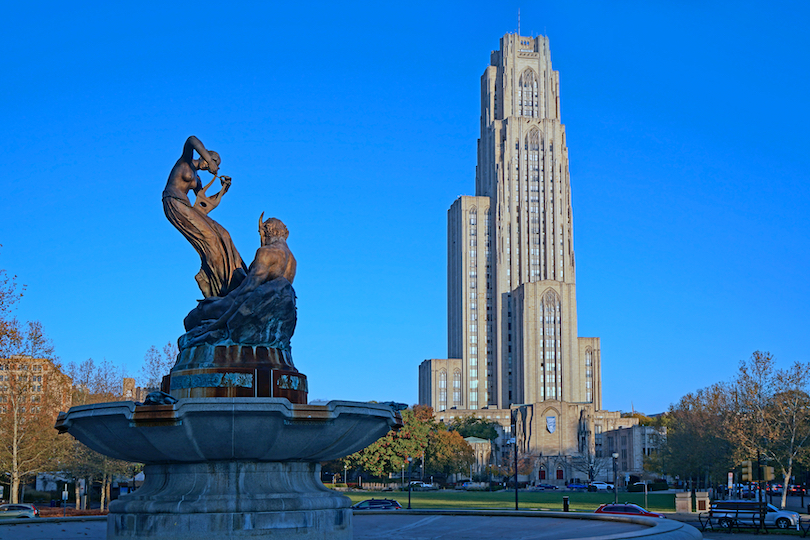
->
[519, 69, 539, 118]
[542, 290, 562, 400]
[523, 129, 541, 280]
[439, 370, 447, 411]
[453, 370, 462, 407]
[585, 349, 593, 402]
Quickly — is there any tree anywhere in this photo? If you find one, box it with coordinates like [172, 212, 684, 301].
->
[659, 383, 734, 489]
[425, 424, 475, 477]
[343, 405, 434, 477]
[622, 411, 655, 426]
[0, 324, 71, 503]
[61, 357, 132, 509]
[0, 257, 24, 348]
[571, 452, 612, 482]
[449, 415, 499, 440]
[724, 352, 810, 507]
[140, 342, 177, 390]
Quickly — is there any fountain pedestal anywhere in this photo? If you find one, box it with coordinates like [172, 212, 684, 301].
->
[110, 462, 350, 540]
[56, 398, 401, 540]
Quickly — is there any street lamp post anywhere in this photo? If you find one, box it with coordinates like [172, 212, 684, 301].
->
[612, 453, 619, 504]
[511, 408, 519, 511]
[407, 457, 413, 509]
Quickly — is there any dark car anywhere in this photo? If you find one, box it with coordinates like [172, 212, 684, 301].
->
[566, 482, 588, 490]
[351, 498, 402, 510]
[0, 503, 39, 519]
[595, 503, 666, 518]
[538, 483, 559, 490]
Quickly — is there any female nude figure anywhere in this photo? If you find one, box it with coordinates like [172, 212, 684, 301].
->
[163, 136, 247, 298]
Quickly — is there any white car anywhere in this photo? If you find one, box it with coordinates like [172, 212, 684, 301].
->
[589, 481, 614, 491]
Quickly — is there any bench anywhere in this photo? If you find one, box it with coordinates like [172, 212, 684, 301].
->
[698, 503, 773, 533]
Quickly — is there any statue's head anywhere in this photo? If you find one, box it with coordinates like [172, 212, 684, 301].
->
[259, 213, 289, 245]
[198, 151, 221, 171]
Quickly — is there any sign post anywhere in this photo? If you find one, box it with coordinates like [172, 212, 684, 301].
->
[62, 485, 69, 517]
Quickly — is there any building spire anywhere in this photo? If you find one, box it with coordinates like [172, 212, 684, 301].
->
[518, 9, 521, 37]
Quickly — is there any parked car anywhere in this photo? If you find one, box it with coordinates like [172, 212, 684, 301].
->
[566, 482, 588, 490]
[588, 481, 614, 491]
[595, 503, 665, 518]
[408, 481, 437, 491]
[710, 501, 799, 529]
[351, 498, 402, 510]
[0, 504, 39, 519]
[538, 483, 559, 490]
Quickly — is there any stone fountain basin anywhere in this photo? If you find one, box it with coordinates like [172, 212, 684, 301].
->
[56, 398, 400, 464]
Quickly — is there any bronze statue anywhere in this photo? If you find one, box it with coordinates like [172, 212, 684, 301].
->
[163, 136, 247, 298]
[164, 137, 300, 395]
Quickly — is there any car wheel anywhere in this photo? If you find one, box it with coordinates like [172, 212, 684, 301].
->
[775, 518, 790, 529]
[718, 518, 733, 529]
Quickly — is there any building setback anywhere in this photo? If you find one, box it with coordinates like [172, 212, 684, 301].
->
[419, 32, 637, 482]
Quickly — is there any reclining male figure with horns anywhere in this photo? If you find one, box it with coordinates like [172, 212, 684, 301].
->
[179, 215, 297, 350]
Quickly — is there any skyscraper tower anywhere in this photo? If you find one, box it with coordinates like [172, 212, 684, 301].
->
[420, 33, 639, 468]
[444, 33, 601, 412]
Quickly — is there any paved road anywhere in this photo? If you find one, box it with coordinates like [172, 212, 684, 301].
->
[0, 518, 106, 539]
[353, 513, 658, 539]
[0, 514, 690, 540]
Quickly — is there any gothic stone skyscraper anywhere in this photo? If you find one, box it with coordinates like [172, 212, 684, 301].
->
[419, 33, 635, 474]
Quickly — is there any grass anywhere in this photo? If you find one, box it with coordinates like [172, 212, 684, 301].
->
[344, 490, 676, 513]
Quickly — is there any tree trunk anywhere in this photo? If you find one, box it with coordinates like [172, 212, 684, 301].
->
[781, 467, 792, 509]
[10, 474, 19, 504]
[100, 472, 108, 511]
[74, 481, 81, 509]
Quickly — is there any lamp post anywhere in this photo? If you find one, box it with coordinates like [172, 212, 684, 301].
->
[612, 452, 619, 504]
[511, 408, 519, 511]
[407, 457, 413, 509]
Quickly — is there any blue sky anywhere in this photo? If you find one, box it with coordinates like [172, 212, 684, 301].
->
[1, 2, 807, 415]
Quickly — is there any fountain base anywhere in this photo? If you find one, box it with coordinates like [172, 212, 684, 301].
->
[109, 461, 350, 540]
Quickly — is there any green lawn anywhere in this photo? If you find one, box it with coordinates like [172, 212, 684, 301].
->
[344, 490, 676, 513]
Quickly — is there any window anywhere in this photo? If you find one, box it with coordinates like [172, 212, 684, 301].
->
[453, 370, 462, 407]
[556, 469, 564, 480]
[518, 69, 539, 118]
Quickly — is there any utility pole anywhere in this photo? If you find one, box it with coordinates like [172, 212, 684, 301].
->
[512, 408, 519, 510]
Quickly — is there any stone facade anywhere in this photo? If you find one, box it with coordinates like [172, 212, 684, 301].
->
[0, 355, 72, 414]
[601, 424, 667, 478]
[418, 33, 636, 477]
[122, 378, 148, 402]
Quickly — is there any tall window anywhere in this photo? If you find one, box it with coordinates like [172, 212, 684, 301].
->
[439, 370, 447, 411]
[542, 289, 562, 400]
[519, 69, 539, 118]
[523, 129, 541, 280]
[585, 349, 593, 402]
[453, 370, 462, 407]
